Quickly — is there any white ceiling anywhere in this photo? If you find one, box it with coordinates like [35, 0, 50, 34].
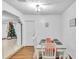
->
[3, 0, 75, 15]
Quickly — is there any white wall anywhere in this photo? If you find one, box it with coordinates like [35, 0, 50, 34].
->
[22, 21, 35, 46]
[2, 24, 7, 38]
[2, 1, 24, 59]
[2, 1, 24, 21]
[2, 20, 22, 59]
[62, 2, 76, 59]
[22, 15, 62, 45]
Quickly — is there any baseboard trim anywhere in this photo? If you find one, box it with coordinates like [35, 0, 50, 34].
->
[23, 45, 34, 46]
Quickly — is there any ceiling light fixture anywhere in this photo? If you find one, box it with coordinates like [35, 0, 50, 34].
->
[28, 2, 46, 13]
[36, 4, 40, 13]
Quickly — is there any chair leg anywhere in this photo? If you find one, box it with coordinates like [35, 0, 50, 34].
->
[59, 55, 63, 59]
[66, 55, 70, 59]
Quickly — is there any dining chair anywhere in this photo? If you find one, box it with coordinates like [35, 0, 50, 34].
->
[59, 54, 70, 59]
[42, 43, 57, 59]
[65, 52, 70, 59]
[59, 49, 70, 59]
[65, 55, 70, 59]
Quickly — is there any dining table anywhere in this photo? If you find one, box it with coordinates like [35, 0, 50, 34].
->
[35, 39, 67, 59]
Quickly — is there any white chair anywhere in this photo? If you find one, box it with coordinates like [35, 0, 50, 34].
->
[65, 52, 70, 59]
[66, 55, 70, 59]
[59, 54, 70, 59]
[58, 49, 66, 59]
[42, 44, 56, 59]
[59, 50, 70, 59]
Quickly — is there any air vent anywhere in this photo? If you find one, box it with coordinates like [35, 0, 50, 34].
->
[18, 0, 26, 2]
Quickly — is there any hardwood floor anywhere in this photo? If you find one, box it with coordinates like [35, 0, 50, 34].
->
[8, 46, 34, 59]
[8, 46, 72, 59]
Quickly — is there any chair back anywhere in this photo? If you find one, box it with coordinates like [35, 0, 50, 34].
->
[42, 42, 57, 59]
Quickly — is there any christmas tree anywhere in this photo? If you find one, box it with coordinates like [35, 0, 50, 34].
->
[7, 21, 17, 39]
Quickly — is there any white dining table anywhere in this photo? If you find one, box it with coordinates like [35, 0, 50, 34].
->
[35, 43, 66, 59]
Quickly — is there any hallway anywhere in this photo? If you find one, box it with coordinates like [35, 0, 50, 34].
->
[8, 46, 34, 59]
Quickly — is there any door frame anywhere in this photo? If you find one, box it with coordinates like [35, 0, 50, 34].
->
[23, 20, 36, 46]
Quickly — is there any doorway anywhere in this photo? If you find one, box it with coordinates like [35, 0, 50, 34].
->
[23, 20, 35, 46]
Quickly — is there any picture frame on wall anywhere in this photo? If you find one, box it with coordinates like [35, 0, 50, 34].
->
[70, 18, 76, 27]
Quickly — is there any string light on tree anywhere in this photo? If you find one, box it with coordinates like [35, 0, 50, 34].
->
[7, 20, 17, 39]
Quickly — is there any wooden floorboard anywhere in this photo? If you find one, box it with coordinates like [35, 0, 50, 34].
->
[9, 46, 34, 59]
[8, 46, 72, 59]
